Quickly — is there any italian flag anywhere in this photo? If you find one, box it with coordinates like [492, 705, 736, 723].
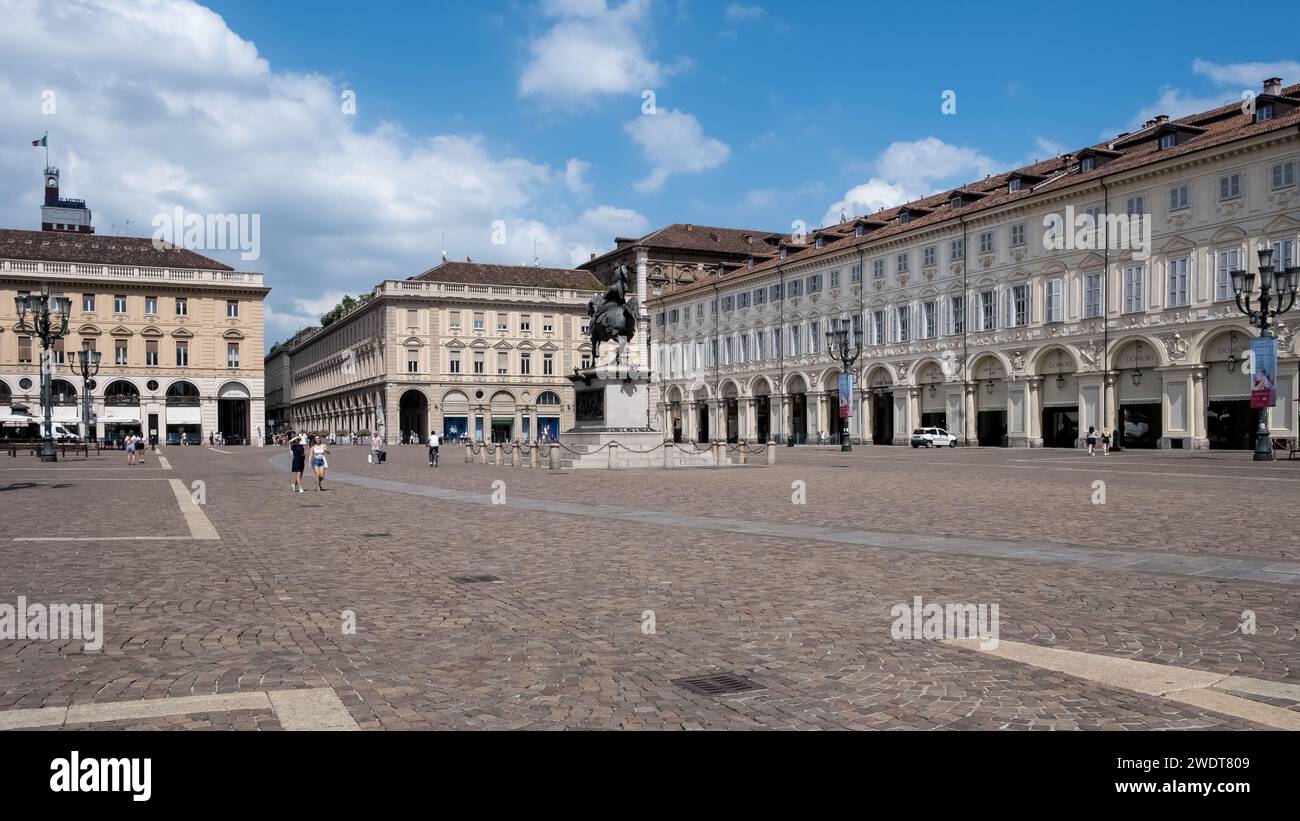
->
[32, 135, 46, 147]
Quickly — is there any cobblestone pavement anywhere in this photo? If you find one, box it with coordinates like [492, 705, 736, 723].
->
[0, 443, 1296, 730]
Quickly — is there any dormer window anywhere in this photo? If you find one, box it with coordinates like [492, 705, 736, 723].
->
[1008, 177, 1021, 193]
[950, 194, 962, 208]
[1080, 157, 1095, 172]
[815, 236, 824, 249]
[1257, 104, 1274, 123]
[855, 224, 864, 237]
[1159, 132, 1176, 149]
[779, 246, 787, 259]
[898, 210, 911, 224]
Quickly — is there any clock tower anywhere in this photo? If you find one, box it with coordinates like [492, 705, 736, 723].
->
[40, 166, 94, 234]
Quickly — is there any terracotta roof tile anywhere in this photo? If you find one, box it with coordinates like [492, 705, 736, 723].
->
[413, 260, 602, 290]
[0, 228, 234, 271]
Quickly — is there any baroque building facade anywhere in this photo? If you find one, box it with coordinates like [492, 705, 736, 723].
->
[269, 261, 601, 443]
[649, 78, 1300, 449]
[0, 169, 268, 445]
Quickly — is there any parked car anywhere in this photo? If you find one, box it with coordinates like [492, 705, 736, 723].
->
[911, 427, 957, 448]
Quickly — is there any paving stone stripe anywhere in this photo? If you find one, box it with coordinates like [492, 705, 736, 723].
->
[279, 454, 1300, 587]
[0, 688, 356, 731]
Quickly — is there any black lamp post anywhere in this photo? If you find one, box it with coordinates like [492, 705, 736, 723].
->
[14, 282, 72, 462]
[69, 339, 101, 444]
[1229, 245, 1300, 461]
[825, 316, 863, 452]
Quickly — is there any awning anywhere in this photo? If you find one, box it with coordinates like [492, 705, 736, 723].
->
[100, 408, 141, 423]
[491, 416, 514, 424]
[166, 406, 202, 425]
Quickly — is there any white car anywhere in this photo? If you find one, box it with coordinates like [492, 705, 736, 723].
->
[911, 427, 957, 448]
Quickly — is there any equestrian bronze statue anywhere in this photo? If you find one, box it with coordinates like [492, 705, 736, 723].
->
[587, 263, 639, 365]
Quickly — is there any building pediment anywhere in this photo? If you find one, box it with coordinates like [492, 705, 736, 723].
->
[1264, 213, 1300, 233]
[400, 335, 421, 346]
[78, 323, 102, 335]
[492, 340, 512, 350]
[1157, 235, 1196, 253]
[469, 339, 489, 349]
[1211, 225, 1247, 243]
[109, 325, 133, 336]
[224, 329, 246, 340]
[445, 339, 465, 349]
[140, 326, 164, 338]
[171, 327, 194, 339]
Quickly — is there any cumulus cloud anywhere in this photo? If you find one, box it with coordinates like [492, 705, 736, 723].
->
[624, 108, 730, 192]
[564, 158, 592, 194]
[821, 138, 999, 226]
[1192, 58, 1300, 89]
[725, 4, 766, 20]
[0, 0, 647, 347]
[518, 0, 669, 101]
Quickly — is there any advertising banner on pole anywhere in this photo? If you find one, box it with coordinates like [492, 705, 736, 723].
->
[1250, 335, 1278, 409]
[838, 372, 853, 419]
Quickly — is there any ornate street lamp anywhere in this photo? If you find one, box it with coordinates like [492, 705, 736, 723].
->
[68, 339, 101, 443]
[1230, 245, 1300, 461]
[14, 282, 72, 462]
[825, 316, 863, 452]
[1054, 353, 1066, 392]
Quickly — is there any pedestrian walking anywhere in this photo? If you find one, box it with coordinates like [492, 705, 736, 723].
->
[290, 433, 306, 493]
[125, 433, 137, 466]
[1086, 426, 1098, 456]
[428, 430, 441, 466]
[309, 436, 330, 491]
[1101, 430, 1111, 455]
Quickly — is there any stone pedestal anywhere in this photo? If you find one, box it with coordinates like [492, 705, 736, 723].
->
[558, 364, 716, 469]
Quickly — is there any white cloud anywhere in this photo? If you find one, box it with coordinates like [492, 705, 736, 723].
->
[624, 108, 730, 192]
[821, 138, 999, 226]
[564, 158, 592, 194]
[1192, 59, 1300, 89]
[518, 0, 668, 101]
[725, 4, 766, 20]
[1032, 137, 1066, 160]
[0, 0, 647, 349]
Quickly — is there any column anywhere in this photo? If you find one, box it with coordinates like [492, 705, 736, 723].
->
[1103, 371, 1118, 440]
[1191, 365, 1209, 448]
[1026, 377, 1042, 447]
[908, 386, 921, 437]
[635, 248, 649, 369]
[681, 401, 693, 441]
[858, 390, 871, 445]
[964, 382, 977, 445]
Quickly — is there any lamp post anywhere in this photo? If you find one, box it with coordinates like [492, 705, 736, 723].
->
[826, 316, 863, 452]
[14, 282, 72, 462]
[68, 339, 101, 444]
[1230, 245, 1300, 461]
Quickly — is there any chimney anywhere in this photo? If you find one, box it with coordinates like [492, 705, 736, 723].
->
[1264, 77, 1283, 96]
[1154, 114, 1169, 123]
[589, 253, 595, 261]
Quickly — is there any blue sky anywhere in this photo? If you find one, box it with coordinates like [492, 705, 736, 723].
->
[2, 0, 1298, 346]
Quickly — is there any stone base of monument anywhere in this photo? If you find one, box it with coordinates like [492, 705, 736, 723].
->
[556, 364, 720, 469]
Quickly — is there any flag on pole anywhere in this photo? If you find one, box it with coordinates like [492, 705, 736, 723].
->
[32, 135, 46, 147]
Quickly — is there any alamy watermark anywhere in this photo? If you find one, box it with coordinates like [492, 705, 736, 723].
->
[1042, 206, 1151, 261]
[151, 206, 261, 261]
[890, 595, 999, 650]
[0, 596, 104, 651]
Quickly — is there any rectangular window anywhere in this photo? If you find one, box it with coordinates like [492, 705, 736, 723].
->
[947, 296, 965, 335]
[896, 253, 909, 274]
[497, 313, 508, 332]
[1083, 272, 1102, 318]
[407, 349, 420, 373]
[896, 306, 911, 343]
[790, 324, 801, 356]
[830, 270, 840, 288]
[145, 296, 158, 315]
[725, 336, 735, 363]
[951, 239, 965, 260]
[1273, 161, 1296, 190]
[18, 335, 32, 363]
[788, 279, 803, 297]
[227, 342, 240, 368]
[473, 351, 485, 374]
[850, 263, 862, 283]
[1081, 156, 1095, 172]
[979, 290, 996, 331]
[755, 330, 766, 359]
[227, 300, 240, 319]
[1010, 284, 1029, 326]
[175, 297, 188, 316]
[1126, 195, 1145, 216]
[1274, 238, 1296, 270]
[543, 315, 554, 333]
[176, 341, 189, 366]
[1160, 132, 1176, 150]
[668, 308, 679, 323]
[473, 312, 485, 331]
[1046, 278, 1064, 322]
[1169, 184, 1191, 211]
[114, 295, 127, 314]
[871, 310, 885, 346]
[721, 295, 734, 312]
[873, 258, 885, 279]
[520, 314, 531, 332]
[922, 301, 937, 338]
[146, 339, 159, 367]
[497, 352, 508, 374]
[520, 351, 531, 374]
[449, 310, 462, 331]
[806, 274, 821, 293]
[449, 350, 461, 373]
[979, 231, 995, 255]
[1216, 248, 1240, 300]
[1219, 173, 1241, 201]
[543, 353, 554, 375]
[82, 294, 95, 313]
[1122, 265, 1145, 313]
[1167, 256, 1190, 307]
[1010, 224, 1025, 247]
[115, 339, 128, 366]
[738, 291, 751, 309]
[740, 334, 750, 362]
[809, 321, 820, 354]
[923, 246, 936, 267]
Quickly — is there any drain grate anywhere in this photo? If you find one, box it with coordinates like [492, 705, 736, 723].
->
[673, 672, 765, 696]
[450, 574, 503, 584]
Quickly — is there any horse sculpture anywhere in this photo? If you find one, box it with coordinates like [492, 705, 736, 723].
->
[587, 263, 639, 366]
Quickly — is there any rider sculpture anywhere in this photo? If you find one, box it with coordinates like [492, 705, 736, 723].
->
[587, 263, 639, 366]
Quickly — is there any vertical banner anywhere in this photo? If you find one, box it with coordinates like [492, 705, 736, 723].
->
[838, 372, 853, 418]
[1250, 335, 1278, 409]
